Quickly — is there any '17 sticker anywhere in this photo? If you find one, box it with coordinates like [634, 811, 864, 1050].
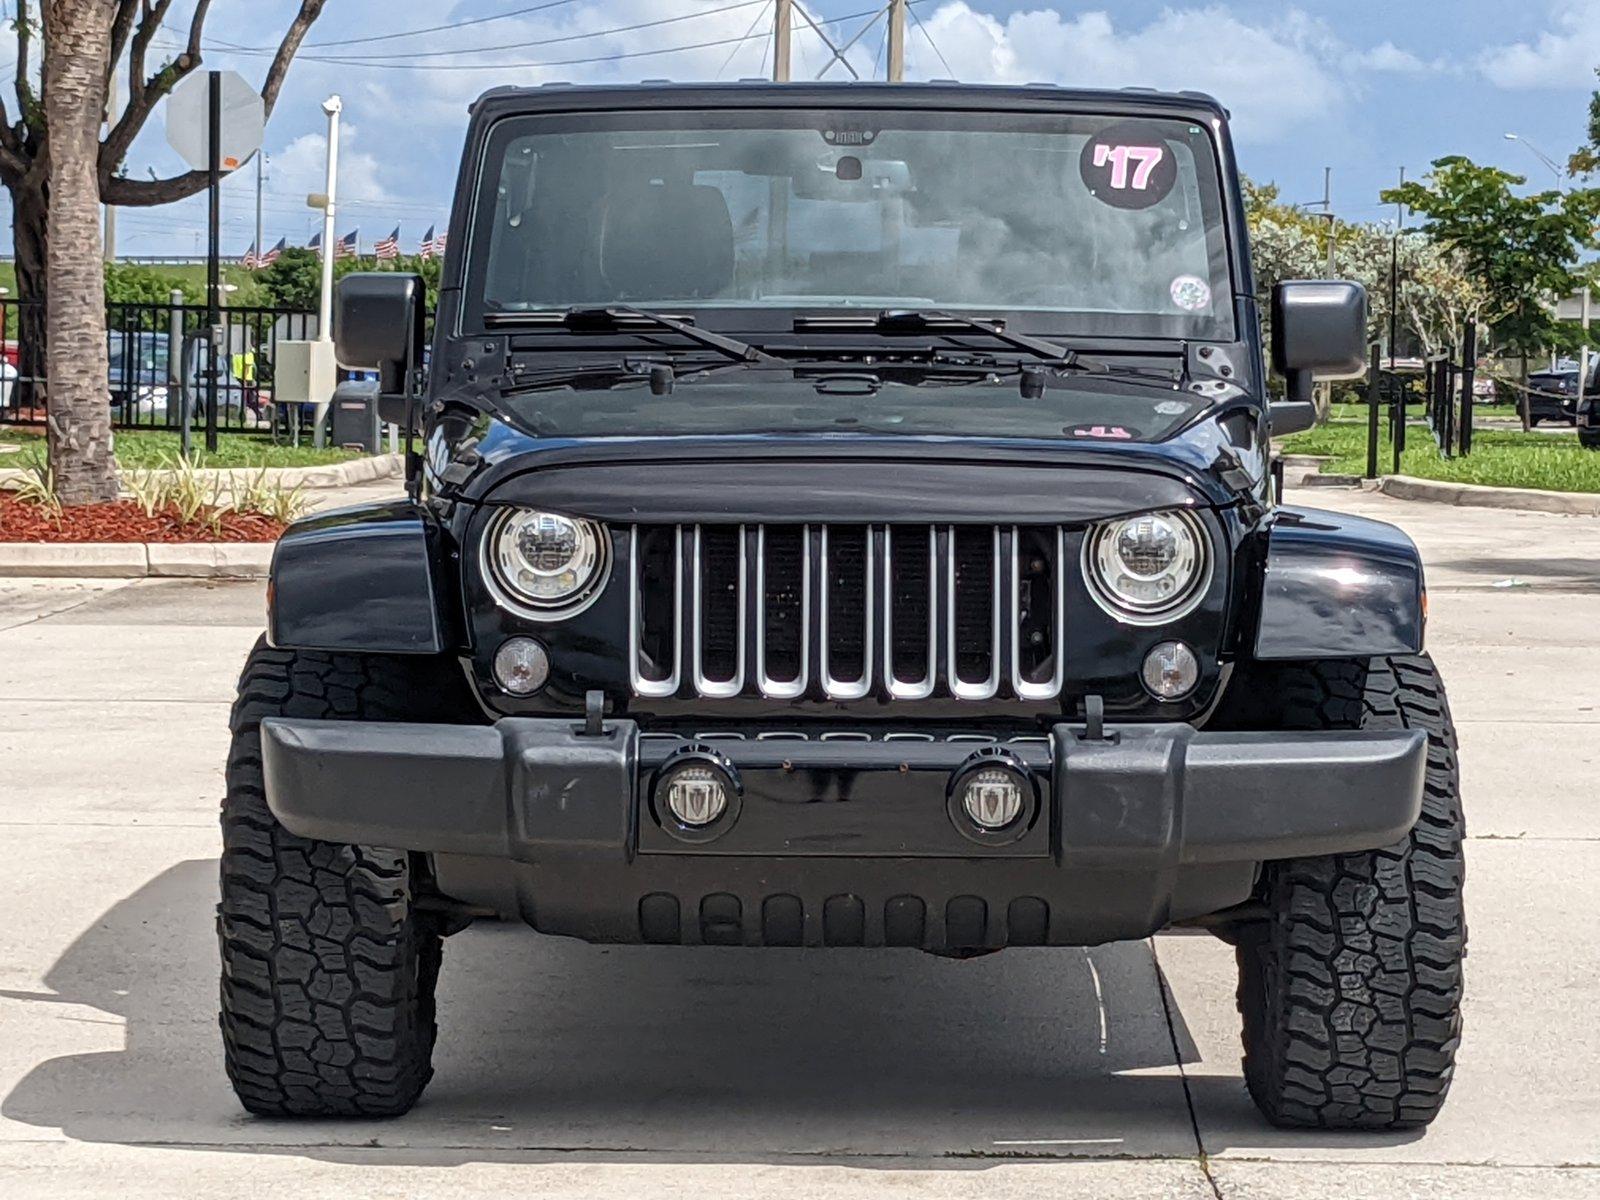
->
[1081, 122, 1178, 210]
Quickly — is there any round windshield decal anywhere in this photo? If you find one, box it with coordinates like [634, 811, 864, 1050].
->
[1080, 122, 1179, 210]
[1169, 274, 1212, 312]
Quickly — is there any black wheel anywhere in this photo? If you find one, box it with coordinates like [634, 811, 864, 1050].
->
[1579, 426, 1600, 451]
[1216, 654, 1465, 1130]
[219, 637, 479, 1117]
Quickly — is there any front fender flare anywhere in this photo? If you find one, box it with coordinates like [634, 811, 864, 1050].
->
[1252, 505, 1424, 660]
[268, 500, 453, 655]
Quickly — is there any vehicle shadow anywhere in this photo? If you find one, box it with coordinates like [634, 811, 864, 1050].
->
[1, 857, 1420, 1167]
[1434, 555, 1600, 589]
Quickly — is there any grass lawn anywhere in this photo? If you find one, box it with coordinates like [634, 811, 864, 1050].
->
[0, 427, 359, 470]
[1281, 412, 1600, 494]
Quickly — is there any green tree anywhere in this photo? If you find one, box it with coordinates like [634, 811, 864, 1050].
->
[1383, 157, 1600, 373]
[1243, 177, 1485, 365]
[1570, 67, 1599, 176]
[257, 247, 443, 318]
[103, 262, 187, 306]
[4, 1, 327, 503]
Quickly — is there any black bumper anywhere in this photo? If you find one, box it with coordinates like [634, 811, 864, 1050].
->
[260, 718, 1426, 949]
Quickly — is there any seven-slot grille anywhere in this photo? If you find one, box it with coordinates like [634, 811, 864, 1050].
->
[627, 525, 1068, 702]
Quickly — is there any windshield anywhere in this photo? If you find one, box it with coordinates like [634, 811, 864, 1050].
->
[465, 107, 1234, 340]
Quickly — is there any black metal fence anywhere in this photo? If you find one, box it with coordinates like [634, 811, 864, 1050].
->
[1364, 323, 1479, 478]
[0, 297, 320, 440]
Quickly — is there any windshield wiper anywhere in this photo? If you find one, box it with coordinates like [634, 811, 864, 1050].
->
[486, 305, 779, 365]
[866, 309, 1080, 367]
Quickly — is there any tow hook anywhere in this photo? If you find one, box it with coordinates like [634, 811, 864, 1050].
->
[1078, 694, 1118, 744]
[579, 689, 609, 738]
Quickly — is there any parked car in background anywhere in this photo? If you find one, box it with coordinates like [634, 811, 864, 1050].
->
[107, 330, 257, 425]
[1525, 361, 1597, 425]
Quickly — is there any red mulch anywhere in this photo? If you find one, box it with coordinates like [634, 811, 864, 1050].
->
[0, 494, 287, 543]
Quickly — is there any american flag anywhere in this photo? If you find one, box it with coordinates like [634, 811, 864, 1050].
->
[336, 229, 360, 259]
[374, 226, 401, 262]
[419, 225, 447, 261]
[260, 237, 286, 267]
[307, 231, 322, 255]
[242, 242, 259, 269]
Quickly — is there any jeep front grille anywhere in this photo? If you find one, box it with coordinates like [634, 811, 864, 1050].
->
[627, 525, 1068, 702]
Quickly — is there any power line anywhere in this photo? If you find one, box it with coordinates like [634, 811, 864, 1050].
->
[213, 0, 583, 53]
[717, 0, 773, 80]
[218, 0, 769, 63]
[288, 31, 768, 72]
[276, 10, 886, 74]
[905, 0, 954, 78]
[204, 5, 884, 72]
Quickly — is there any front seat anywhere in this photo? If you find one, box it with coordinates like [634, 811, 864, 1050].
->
[597, 179, 736, 302]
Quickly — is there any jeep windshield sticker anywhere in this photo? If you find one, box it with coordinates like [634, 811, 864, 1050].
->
[1080, 123, 1179, 210]
[1169, 274, 1213, 312]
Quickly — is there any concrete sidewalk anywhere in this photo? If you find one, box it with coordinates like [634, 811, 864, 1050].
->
[2, 486, 1599, 1198]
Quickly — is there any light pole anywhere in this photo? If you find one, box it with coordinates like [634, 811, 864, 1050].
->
[316, 96, 342, 343]
[1505, 133, 1588, 390]
[1503, 132, 1565, 189]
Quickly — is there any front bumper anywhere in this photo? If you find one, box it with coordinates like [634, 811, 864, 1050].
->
[260, 718, 1426, 949]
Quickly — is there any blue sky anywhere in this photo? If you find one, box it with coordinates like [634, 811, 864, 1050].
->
[6, 0, 1597, 257]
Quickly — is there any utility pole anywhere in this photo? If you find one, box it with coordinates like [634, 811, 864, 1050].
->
[254, 151, 266, 265]
[1321, 166, 1336, 278]
[1389, 166, 1404, 368]
[773, 0, 792, 82]
[887, 0, 907, 81]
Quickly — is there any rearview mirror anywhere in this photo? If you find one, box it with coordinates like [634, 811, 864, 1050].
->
[1271, 281, 1368, 405]
[334, 272, 426, 398]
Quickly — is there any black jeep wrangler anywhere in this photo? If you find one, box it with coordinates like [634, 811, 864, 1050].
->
[220, 83, 1464, 1130]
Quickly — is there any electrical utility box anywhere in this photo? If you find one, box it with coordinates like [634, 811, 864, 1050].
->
[274, 339, 338, 442]
[275, 340, 337, 408]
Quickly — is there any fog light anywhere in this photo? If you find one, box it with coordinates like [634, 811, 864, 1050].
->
[661, 764, 729, 827]
[493, 636, 550, 695]
[1142, 640, 1199, 699]
[962, 767, 1027, 830]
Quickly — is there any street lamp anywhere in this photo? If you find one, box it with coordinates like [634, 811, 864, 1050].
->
[1504, 132, 1565, 190]
[1506, 133, 1589, 386]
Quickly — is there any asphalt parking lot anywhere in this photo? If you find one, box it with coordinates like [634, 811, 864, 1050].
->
[2, 484, 1599, 1199]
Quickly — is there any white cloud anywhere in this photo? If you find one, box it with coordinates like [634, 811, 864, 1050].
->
[269, 124, 397, 209]
[903, 3, 1418, 144]
[1347, 42, 1440, 75]
[1479, 0, 1600, 89]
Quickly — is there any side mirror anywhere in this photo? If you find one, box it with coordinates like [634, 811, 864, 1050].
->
[1271, 281, 1368, 419]
[334, 272, 426, 402]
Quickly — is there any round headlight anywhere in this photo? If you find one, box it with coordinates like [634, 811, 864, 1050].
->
[484, 508, 610, 617]
[1084, 510, 1209, 623]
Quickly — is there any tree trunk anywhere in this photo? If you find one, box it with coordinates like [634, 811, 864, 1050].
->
[43, 1, 118, 505]
[11, 180, 49, 418]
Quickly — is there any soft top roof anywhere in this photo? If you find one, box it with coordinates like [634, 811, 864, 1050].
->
[468, 80, 1230, 125]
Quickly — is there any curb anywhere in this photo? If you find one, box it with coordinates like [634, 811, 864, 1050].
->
[0, 541, 272, 578]
[1368, 474, 1600, 517]
[0, 452, 401, 493]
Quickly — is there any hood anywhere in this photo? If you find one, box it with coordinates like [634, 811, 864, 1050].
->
[430, 388, 1267, 520]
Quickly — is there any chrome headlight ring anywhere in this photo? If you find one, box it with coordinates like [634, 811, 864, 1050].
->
[481, 507, 612, 621]
[1081, 509, 1212, 626]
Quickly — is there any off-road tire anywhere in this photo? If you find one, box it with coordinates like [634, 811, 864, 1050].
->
[219, 637, 478, 1117]
[1223, 654, 1465, 1130]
